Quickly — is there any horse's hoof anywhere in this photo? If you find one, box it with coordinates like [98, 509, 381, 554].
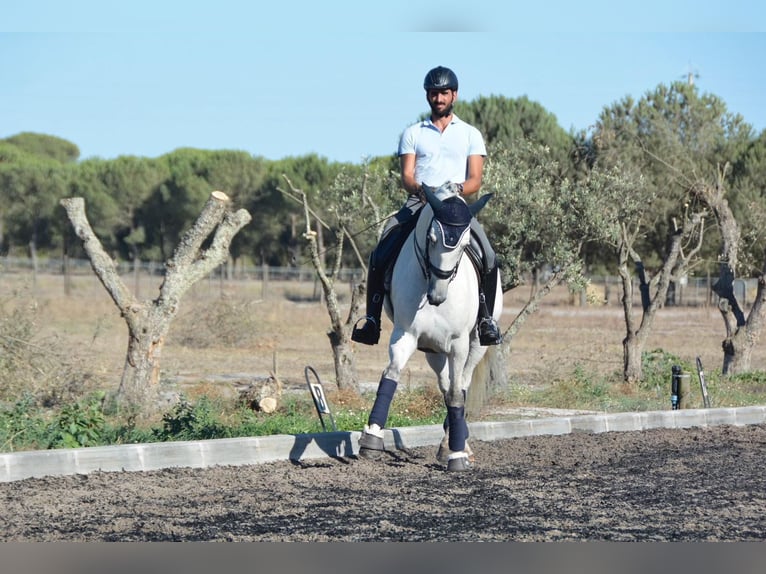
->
[437, 440, 474, 465]
[359, 447, 384, 460]
[446, 455, 471, 472]
[358, 432, 385, 458]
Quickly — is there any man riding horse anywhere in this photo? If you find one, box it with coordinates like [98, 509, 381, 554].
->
[352, 65, 502, 347]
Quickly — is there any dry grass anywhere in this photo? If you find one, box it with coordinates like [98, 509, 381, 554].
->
[2, 270, 763, 409]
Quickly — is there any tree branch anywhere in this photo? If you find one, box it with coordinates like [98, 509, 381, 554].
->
[59, 197, 138, 321]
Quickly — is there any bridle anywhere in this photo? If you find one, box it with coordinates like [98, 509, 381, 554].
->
[415, 212, 470, 284]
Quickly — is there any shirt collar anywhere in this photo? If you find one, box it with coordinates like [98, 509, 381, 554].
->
[422, 113, 462, 128]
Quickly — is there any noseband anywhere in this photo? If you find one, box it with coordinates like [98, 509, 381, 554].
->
[416, 197, 472, 283]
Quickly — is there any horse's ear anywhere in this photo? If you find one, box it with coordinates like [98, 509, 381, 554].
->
[468, 193, 493, 216]
[423, 185, 443, 211]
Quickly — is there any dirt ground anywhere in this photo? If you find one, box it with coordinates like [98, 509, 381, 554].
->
[2, 423, 765, 541]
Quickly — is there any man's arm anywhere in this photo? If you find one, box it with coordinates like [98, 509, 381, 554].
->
[460, 154, 484, 197]
[399, 154, 421, 195]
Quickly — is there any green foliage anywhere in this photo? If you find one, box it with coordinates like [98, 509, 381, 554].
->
[0, 158, 71, 254]
[455, 95, 576, 175]
[0, 383, 451, 453]
[591, 81, 757, 272]
[730, 129, 766, 274]
[5, 366, 766, 454]
[545, 364, 611, 408]
[236, 395, 324, 436]
[480, 139, 644, 291]
[707, 370, 766, 408]
[153, 396, 231, 441]
[2, 132, 80, 163]
[1, 78, 762, 280]
[324, 160, 401, 264]
[48, 393, 106, 449]
[0, 394, 49, 452]
[640, 348, 690, 390]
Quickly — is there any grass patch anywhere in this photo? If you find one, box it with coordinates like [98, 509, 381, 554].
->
[494, 348, 766, 415]
[0, 385, 447, 453]
[5, 347, 766, 454]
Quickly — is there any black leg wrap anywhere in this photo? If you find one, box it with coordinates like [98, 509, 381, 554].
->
[368, 377, 398, 428]
[447, 405, 468, 452]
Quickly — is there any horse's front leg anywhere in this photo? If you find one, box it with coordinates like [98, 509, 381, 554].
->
[358, 328, 418, 459]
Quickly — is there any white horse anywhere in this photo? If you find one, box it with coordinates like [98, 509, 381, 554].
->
[358, 183, 502, 471]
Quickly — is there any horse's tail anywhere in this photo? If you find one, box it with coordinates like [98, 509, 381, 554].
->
[465, 345, 508, 419]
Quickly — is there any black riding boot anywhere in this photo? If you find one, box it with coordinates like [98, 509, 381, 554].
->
[351, 262, 386, 345]
[478, 264, 502, 346]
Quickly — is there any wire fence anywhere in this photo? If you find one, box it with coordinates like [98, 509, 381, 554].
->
[0, 256, 363, 283]
[1, 255, 759, 308]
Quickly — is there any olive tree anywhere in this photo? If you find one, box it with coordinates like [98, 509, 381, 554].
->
[280, 161, 400, 392]
[60, 191, 251, 414]
[592, 81, 765, 377]
[480, 140, 644, 383]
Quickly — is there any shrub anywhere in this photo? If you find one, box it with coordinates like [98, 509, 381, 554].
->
[48, 393, 107, 449]
[0, 393, 49, 452]
[153, 396, 231, 441]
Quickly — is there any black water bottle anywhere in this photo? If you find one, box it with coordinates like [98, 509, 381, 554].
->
[671, 365, 681, 410]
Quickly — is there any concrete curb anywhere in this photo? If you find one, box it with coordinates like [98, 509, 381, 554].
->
[2, 405, 765, 483]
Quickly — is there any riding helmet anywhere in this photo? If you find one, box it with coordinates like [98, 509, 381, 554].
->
[423, 66, 458, 91]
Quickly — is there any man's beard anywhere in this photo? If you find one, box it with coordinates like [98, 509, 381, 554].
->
[430, 102, 454, 118]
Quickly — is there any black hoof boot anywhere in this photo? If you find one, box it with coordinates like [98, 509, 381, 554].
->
[352, 317, 380, 345]
[446, 455, 472, 472]
[358, 431, 385, 459]
[478, 317, 502, 346]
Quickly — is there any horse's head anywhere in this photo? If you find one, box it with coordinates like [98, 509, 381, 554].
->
[422, 182, 493, 218]
[419, 183, 490, 306]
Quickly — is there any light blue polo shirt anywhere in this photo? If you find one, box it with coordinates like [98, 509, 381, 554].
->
[397, 113, 487, 187]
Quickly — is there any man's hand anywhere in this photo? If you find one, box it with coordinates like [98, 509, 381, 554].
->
[441, 182, 463, 196]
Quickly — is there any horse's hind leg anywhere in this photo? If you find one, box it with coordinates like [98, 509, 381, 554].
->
[436, 432, 474, 465]
[427, 352, 473, 472]
[444, 399, 472, 471]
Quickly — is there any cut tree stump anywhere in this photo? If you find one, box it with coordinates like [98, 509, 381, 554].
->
[237, 374, 283, 413]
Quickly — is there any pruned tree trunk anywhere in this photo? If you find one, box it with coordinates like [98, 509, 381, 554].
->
[618, 211, 703, 383]
[693, 165, 766, 376]
[60, 191, 252, 413]
[722, 266, 766, 374]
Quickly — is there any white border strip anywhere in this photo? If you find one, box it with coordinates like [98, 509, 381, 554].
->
[1, 406, 764, 482]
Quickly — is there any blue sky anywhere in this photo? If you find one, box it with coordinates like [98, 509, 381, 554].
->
[2, 3, 765, 164]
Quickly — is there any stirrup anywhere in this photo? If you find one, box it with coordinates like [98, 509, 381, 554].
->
[478, 317, 502, 346]
[351, 316, 380, 345]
